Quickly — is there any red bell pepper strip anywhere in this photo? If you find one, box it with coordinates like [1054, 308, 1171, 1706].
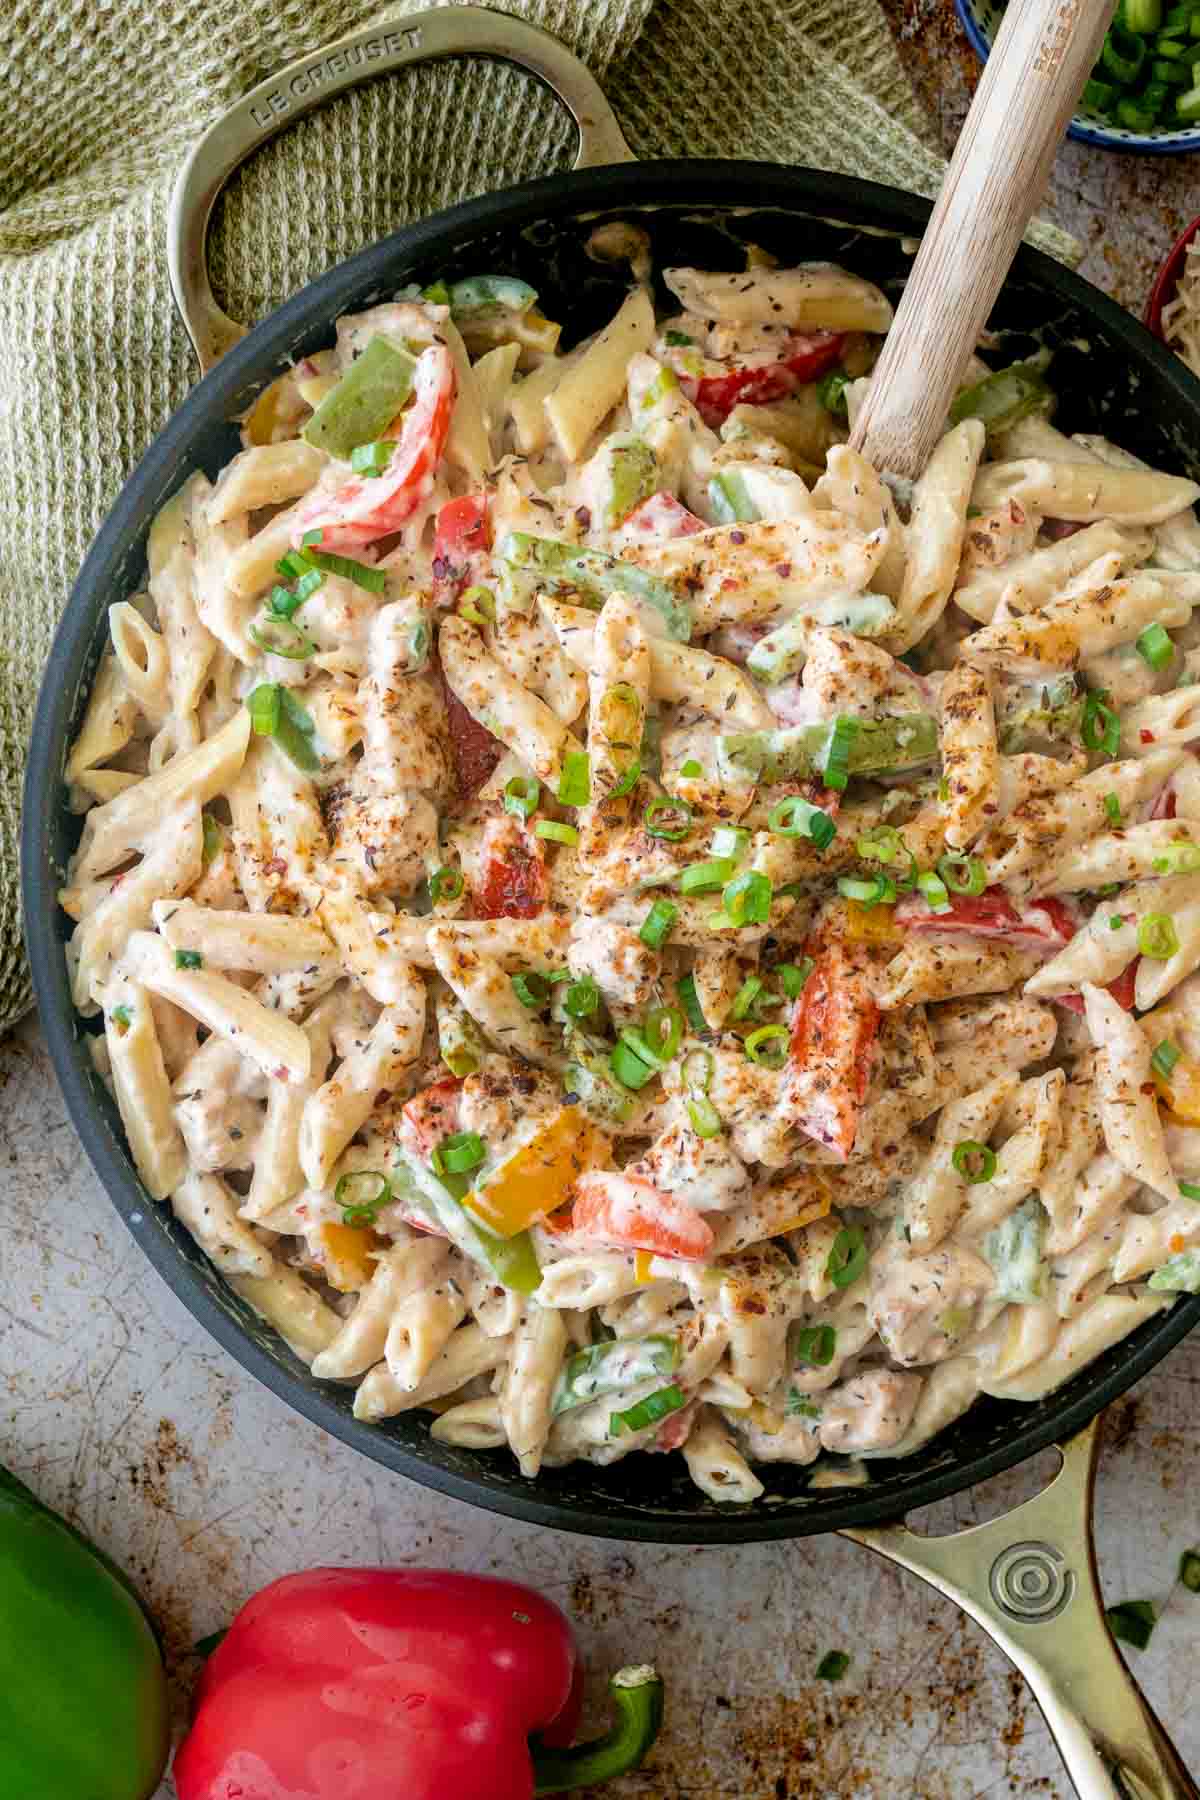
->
[571, 1170, 714, 1260]
[779, 941, 879, 1161]
[618, 491, 707, 543]
[172, 1569, 664, 1800]
[894, 887, 1078, 952]
[473, 814, 548, 920]
[433, 493, 492, 601]
[294, 343, 455, 551]
[1053, 958, 1139, 1015]
[681, 332, 845, 428]
[399, 1075, 465, 1163]
[438, 663, 505, 799]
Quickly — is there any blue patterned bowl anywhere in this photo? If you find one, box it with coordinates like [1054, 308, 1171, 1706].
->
[956, 0, 1200, 153]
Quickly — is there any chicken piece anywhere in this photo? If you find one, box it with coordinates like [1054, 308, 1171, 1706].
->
[634, 1118, 749, 1213]
[567, 917, 660, 1009]
[816, 1368, 923, 1454]
[868, 1245, 995, 1366]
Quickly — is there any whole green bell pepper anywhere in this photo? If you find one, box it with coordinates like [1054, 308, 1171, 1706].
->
[0, 1461, 169, 1800]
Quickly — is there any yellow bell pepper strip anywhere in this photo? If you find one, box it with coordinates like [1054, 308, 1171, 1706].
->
[842, 899, 901, 944]
[465, 1106, 609, 1238]
[317, 1221, 378, 1292]
[0, 1462, 169, 1799]
[1140, 1005, 1200, 1122]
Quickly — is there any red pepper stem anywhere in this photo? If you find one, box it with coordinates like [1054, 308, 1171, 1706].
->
[532, 1666, 664, 1795]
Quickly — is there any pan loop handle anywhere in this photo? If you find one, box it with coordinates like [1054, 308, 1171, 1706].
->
[841, 1416, 1198, 1800]
[167, 4, 635, 375]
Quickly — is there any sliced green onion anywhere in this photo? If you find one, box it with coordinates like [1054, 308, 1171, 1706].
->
[680, 857, 736, 896]
[349, 439, 395, 477]
[276, 550, 311, 581]
[536, 820, 580, 846]
[777, 959, 813, 998]
[793, 1324, 837, 1367]
[249, 614, 316, 660]
[433, 1131, 487, 1175]
[917, 869, 952, 914]
[1122, 0, 1161, 28]
[558, 750, 592, 808]
[1109, 915, 1126, 930]
[503, 775, 540, 821]
[785, 1392, 821, 1418]
[816, 370, 850, 417]
[838, 872, 896, 907]
[682, 1048, 714, 1093]
[633, 1006, 684, 1069]
[643, 795, 693, 841]
[609, 1038, 658, 1091]
[512, 971, 550, 1008]
[1104, 793, 1123, 827]
[679, 758, 703, 778]
[610, 1383, 686, 1436]
[201, 812, 225, 865]
[1179, 83, 1200, 122]
[174, 948, 203, 970]
[723, 870, 773, 926]
[1083, 75, 1118, 109]
[1180, 1181, 1200, 1201]
[816, 1650, 850, 1682]
[639, 899, 678, 950]
[564, 976, 600, 1019]
[1180, 1550, 1200, 1592]
[1139, 913, 1179, 959]
[109, 1005, 131, 1032]
[678, 973, 706, 1033]
[731, 976, 765, 1021]
[826, 1225, 868, 1289]
[952, 1140, 997, 1184]
[1136, 622, 1174, 671]
[610, 757, 642, 799]
[744, 1024, 789, 1068]
[1152, 1039, 1182, 1079]
[665, 330, 694, 347]
[820, 716, 859, 792]
[1106, 1600, 1156, 1652]
[430, 865, 465, 903]
[710, 824, 751, 861]
[1081, 689, 1121, 757]
[1116, 96, 1158, 129]
[1151, 842, 1200, 874]
[334, 1169, 391, 1226]
[297, 542, 387, 593]
[686, 1094, 722, 1138]
[769, 795, 836, 849]
[245, 684, 319, 772]
[1102, 23, 1147, 83]
[459, 585, 497, 627]
[936, 852, 987, 897]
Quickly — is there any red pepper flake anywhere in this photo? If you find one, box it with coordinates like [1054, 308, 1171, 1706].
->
[1141, 729, 1155, 744]
[273, 1065, 290, 1083]
[729, 530, 746, 545]
[775, 562, 792, 578]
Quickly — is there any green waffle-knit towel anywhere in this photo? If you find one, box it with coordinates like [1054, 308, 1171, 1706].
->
[0, 0, 1075, 1033]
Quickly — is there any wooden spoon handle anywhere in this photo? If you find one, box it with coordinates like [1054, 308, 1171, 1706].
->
[850, 0, 1115, 480]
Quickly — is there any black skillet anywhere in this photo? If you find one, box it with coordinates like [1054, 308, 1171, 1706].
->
[19, 9, 1200, 1792]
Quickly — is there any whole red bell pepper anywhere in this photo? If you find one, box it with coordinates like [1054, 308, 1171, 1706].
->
[173, 1568, 664, 1800]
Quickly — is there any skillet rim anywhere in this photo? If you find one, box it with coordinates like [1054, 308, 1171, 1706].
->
[22, 157, 1200, 1543]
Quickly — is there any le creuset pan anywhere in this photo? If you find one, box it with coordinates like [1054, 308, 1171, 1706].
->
[20, 10, 1200, 1793]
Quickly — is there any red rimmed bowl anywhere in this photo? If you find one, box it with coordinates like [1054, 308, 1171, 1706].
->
[1146, 214, 1200, 337]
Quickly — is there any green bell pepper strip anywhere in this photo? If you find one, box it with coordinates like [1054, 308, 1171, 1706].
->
[995, 698, 1085, 754]
[1149, 1249, 1200, 1291]
[533, 1667, 666, 1795]
[982, 1197, 1049, 1303]
[949, 361, 1055, 437]
[596, 435, 661, 529]
[427, 1170, 542, 1294]
[497, 531, 692, 642]
[551, 1336, 681, 1415]
[0, 1462, 169, 1800]
[447, 275, 539, 317]
[302, 335, 417, 459]
[718, 712, 939, 785]
[707, 469, 759, 525]
[746, 596, 896, 680]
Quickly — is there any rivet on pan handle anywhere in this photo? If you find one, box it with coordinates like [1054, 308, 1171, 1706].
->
[167, 4, 635, 375]
[842, 1416, 1198, 1800]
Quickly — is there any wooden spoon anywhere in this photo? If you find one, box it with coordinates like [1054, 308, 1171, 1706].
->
[850, 0, 1116, 480]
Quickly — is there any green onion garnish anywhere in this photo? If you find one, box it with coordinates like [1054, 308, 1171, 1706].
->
[731, 975, 765, 1021]
[1152, 842, 1200, 875]
[349, 440, 396, 477]
[564, 976, 600, 1019]
[816, 1650, 850, 1682]
[276, 550, 312, 581]
[777, 959, 813, 998]
[936, 852, 986, 897]
[710, 824, 750, 861]
[1081, 689, 1121, 757]
[174, 949, 204, 970]
[609, 1038, 658, 1091]
[786, 1392, 821, 1418]
[245, 683, 319, 772]
[679, 973, 706, 1033]
[1106, 1600, 1156, 1651]
[1104, 793, 1123, 826]
[558, 751, 592, 808]
[917, 869, 952, 914]
[686, 1093, 722, 1138]
[639, 899, 678, 949]
[1152, 1039, 1182, 1079]
[249, 614, 316, 660]
[643, 795, 693, 840]
[296, 540, 387, 593]
[768, 795, 836, 849]
[110, 1005, 131, 1031]
[816, 370, 850, 417]
[723, 870, 773, 926]
[430, 865, 465, 903]
[1180, 1182, 1200, 1202]
[459, 586, 497, 627]
[826, 1225, 868, 1289]
[623, 1006, 684, 1070]
[665, 330, 694, 347]
[610, 757, 642, 799]
[610, 1383, 686, 1436]
[432, 1131, 487, 1175]
[837, 873, 895, 908]
[952, 1140, 997, 1184]
[1139, 913, 1179, 959]
[820, 716, 859, 791]
[334, 1169, 391, 1226]
[1180, 1550, 1200, 1592]
[1137, 621, 1174, 671]
[679, 758, 703, 777]
[536, 820, 580, 846]
[793, 1324, 837, 1367]
[503, 775, 541, 821]
[680, 857, 736, 896]
[744, 1023, 789, 1067]
[512, 971, 550, 1008]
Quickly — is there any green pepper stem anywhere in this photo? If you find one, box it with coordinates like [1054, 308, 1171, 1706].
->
[532, 1667, 664, 1795]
